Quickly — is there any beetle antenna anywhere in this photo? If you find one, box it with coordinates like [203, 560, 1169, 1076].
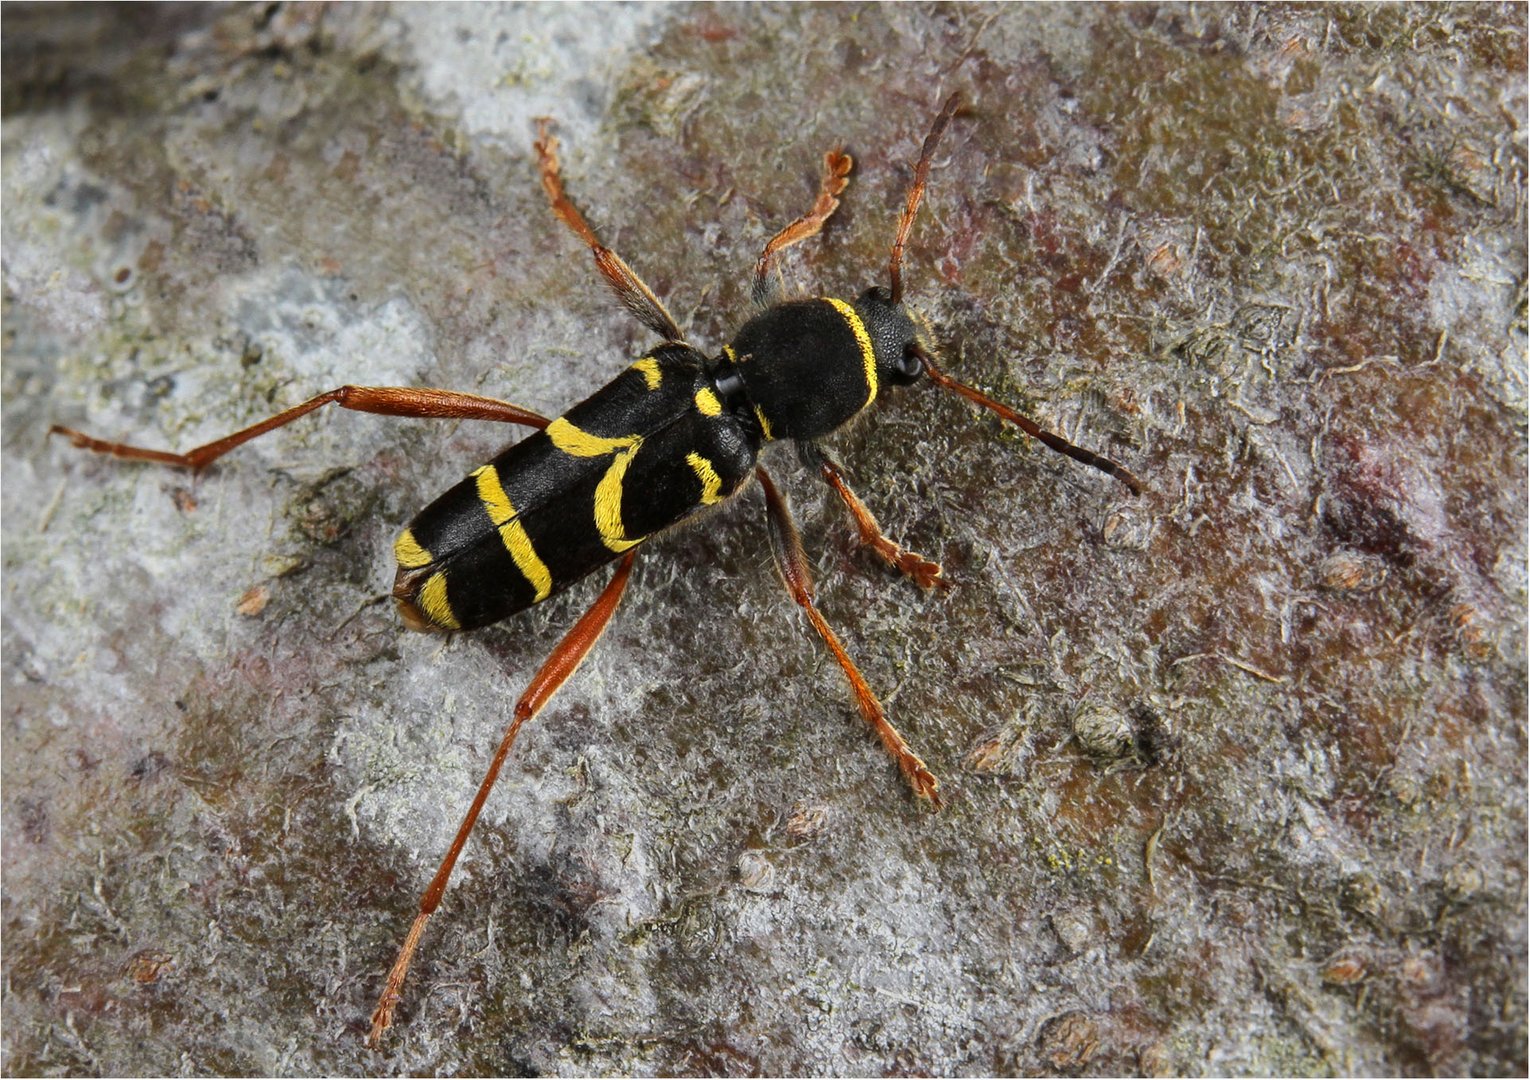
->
[918, 348, 1143, 495]
[888, 92, 963, 304]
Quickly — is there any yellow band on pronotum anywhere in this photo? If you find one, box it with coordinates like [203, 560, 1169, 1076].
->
[822, 296, 877, 407]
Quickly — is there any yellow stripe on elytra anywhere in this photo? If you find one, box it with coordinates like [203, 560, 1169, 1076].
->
[822, 296, 878, 407]
[546, 417, 639, 457]
[687, 452, 724, 505]
[500, 521, 552, 600]
[694, 387, 722, 417]
[722, 344, 739, 363]
[594, 444, 643, 552]
[631, 356, 662, 390]
[394, 528, 433, 568]
[473, 464, 551, 601]
[473, 463, 515, 525]
[546, 417, 646, 553]
[419, 571, 460, 630]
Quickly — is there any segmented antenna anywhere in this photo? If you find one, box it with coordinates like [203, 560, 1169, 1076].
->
[918, 348, 1144, 495]
[888, 92, 963, 303]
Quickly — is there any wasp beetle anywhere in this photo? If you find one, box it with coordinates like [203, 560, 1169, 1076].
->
[51, 93, 1142, 1043]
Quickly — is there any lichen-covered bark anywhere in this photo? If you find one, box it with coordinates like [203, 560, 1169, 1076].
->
[3, 3, 1524, 1075]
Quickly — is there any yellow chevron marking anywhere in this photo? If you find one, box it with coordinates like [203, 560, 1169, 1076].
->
[418, 571, 460, 630]
[694, 387, 722, 417]
[394, 528, 433, 569]
[687, 452, 724, 505]
[823, 296, 878, 407]
[546, 419, 647, 553]
[631, 356, 662, 390]
[546, 417, 639, 457]
[594, 443, 644, 552]
[473, 464, 551, 601]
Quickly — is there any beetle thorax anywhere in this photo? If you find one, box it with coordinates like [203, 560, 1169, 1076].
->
[720, 292, 925, 442]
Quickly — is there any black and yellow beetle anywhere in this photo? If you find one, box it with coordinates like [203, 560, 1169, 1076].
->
[51, 93, 1142, 1042]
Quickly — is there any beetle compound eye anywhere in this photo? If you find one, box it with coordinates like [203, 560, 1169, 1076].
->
[894, 347, 924, 383]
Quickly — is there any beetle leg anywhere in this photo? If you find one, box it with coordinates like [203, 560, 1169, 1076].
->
[751, 149, 854, 308]
[757, 466, 941, 807]
[50, 386, 551, 472]
[798, 441, 946, 590]
[367, 550, 637, 1046]
[534, 120, 685, 344]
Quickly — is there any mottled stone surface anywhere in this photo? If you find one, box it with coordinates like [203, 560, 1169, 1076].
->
[3, 3, 1525, 1075]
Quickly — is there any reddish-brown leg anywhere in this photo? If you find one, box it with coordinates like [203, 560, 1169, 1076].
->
[50, 386, 551, 471]
[757, 466, 941, 807]
[751, 149, 854, 307]
[534, 119, 685, 343]
[367, 550, 637, 1046]
[800, 442, 946, 590]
